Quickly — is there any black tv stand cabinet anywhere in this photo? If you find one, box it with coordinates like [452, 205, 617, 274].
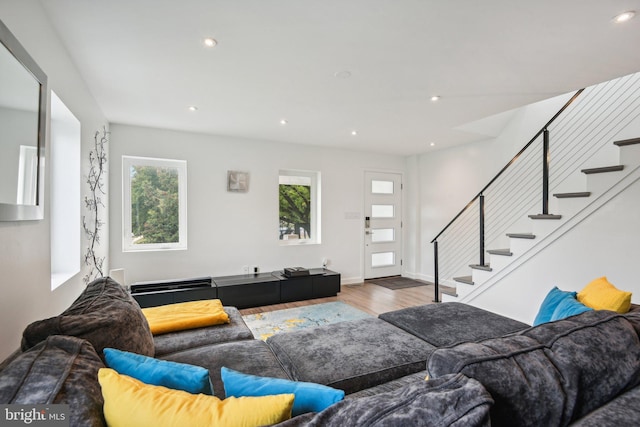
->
[130, 268, 341, 309]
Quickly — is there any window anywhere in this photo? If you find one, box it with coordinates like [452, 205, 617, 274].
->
[50, 91, 81, 289]
[123, 156, 187, 251]
[279, 170, 320, 244]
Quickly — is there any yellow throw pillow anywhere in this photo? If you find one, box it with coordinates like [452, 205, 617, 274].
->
[142, 299, 230, 335]
[98, 368, 294, 427]
[577, 276, 632, 314]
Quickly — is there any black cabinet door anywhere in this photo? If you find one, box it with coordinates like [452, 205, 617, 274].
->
[280, 277, 313, 303]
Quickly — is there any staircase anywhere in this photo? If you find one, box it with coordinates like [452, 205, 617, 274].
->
[442, 137, 640, 302]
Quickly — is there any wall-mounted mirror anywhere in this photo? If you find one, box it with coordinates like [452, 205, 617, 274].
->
[0, 18, 47, 221]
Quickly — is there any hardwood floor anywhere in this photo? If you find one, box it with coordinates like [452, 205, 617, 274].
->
[239, 279, 442, 316]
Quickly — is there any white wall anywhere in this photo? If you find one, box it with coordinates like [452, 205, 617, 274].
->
[108, 124, 405, 286]
[0, 2, 107, 360]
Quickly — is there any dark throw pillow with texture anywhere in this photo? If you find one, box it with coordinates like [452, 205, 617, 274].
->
[0, 335, 106, 427]
[21, 277, 154, 358]
[427, 310, 640, 427]
[275, 373, 493, 427]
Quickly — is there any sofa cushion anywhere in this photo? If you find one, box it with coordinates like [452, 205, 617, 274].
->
[427, 310, 640, 427]
[153, 306, 253, 357]
[141, 299, 229, 335]
[221, 367, 344, 417]
[533, 286, 577, 326]
[0, 335, 106, 427]
[379, 302, 529, 347]
[104, 348, 213, 395]
[570, 385, 640, 426]
[267, 318, 435, 394]
[274, 373, 493, 427]
[346, 371, 428, 399]
[21, 277, 154, 359]
[160, 339, 291, 397]
[99, 368, 294, 427]
[577, 276, 632, 313]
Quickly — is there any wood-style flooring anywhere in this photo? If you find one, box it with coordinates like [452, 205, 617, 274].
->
[239, 278, 442, 316]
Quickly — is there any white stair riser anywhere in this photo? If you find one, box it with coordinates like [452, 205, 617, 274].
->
[586, 171, 626, 194]
[509, 237, 536, 254]
[487, 254, 512, 271]
[554, 196, 590, 217]
[531, 217, 566, 237]
[471, 268, 493, 285]
[619, 144, 640, 165]
[441, 293, 457, 303]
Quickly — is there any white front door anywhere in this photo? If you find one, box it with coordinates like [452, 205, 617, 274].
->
[364, 172, 402, 279]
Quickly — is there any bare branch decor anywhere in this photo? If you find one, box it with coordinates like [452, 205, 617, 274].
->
[83, 127, 108, 283]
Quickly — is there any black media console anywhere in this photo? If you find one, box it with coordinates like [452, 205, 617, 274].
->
[130, 268, 341, 309]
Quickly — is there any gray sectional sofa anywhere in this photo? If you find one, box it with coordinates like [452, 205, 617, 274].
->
[1, 277, 640, 426]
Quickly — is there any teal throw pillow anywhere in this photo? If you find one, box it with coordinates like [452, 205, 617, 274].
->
[550, 297, 593, 322]
[103, 348, 213, 395]
[533, 287, 577, 326]
[221, 366, 345, 416]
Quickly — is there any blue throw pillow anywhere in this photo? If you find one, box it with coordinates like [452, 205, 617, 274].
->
[550, 297, 593, 322]
[221, 366, 345, 416]
[103, 348, 213, 395]
[533, 287, 577, 326]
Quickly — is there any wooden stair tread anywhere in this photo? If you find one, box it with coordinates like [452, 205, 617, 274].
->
[441, 288, 458, 297]
[581, 165, 624, 174]
[507, 233, 536, 239]
[614, 137, 640, 147]
[528, 214, 562, 220]
[453, 276, 474, 285]
[553, 192, 591, 198]
[469, 264, 492, 271]
[487, 248, 513, 256]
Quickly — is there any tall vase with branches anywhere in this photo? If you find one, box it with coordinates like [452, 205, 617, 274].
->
[83, 127, 108, 284]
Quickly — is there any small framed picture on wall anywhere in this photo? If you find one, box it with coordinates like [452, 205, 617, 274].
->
[227, 170, 249, 192]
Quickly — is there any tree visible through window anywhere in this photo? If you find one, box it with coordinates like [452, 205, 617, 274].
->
[123, 156, 187, 251]
[279, 171, 320, 243]
[131, 166, 179, 244]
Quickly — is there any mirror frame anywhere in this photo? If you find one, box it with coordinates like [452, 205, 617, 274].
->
[0, 18, 47, 221]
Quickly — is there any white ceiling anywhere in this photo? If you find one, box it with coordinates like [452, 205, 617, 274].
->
[40, 0, 640, 156]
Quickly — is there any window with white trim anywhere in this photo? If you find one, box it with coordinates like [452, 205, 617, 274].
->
[122, 156, 187, 252]
[279, 170, 321, 244]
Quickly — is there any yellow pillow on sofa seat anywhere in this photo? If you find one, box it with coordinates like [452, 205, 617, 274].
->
[142, 299, 230, 335]
[577, 276, 631, 314]
[98, 368, 294, 427]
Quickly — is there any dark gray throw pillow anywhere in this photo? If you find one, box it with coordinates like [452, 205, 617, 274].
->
[427, 310, 640, 427]
[275, 373, 493, 427]
[0, 335, 106, 427]
[21, 277, 154, 358]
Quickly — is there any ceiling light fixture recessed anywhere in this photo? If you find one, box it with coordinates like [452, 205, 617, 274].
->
[280, 119, 288, 125]
[334, 70, 352, 79]
[431, 95, 441, 102]
[613, 11, 636, 23]
[188, 106, 198, 112]
[203, 37, 217, 47]
[351, 130, 358, 136]
[430, 142, 436, 147]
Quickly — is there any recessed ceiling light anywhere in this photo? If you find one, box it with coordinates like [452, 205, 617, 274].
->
[430, 142, 436, 147]
[188, 106, 198, 112]
[203, 37, 217, 47]
[613, 11, 636, 23]
[334, 70, 352, 79]
[431, 95, 441, 102]
[351, 130, 358, 136]
[280, 119, 288, 125]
